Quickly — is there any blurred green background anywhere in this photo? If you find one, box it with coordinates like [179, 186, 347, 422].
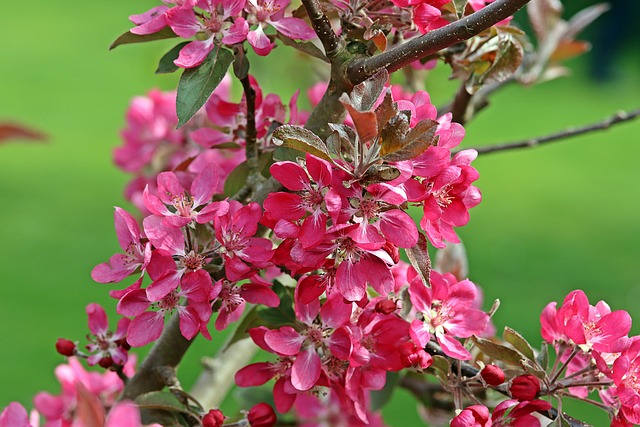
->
[1, 1, 639, 426]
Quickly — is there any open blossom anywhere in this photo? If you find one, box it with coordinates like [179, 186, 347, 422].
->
[409, 270, 489, 360]
[167, 0, 249, 68]
[245, 0, 315, 55]
[143, 163, 227, 228]
[85, 303, 130, 368]
[91, 207, 151, 284]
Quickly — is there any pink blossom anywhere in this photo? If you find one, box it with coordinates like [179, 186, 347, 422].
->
[450, 404, 492, 427]
[214, 200, 274, 282]
[143, 163, 227, 228]
[91, 207, 151, 284]
[0, 402, 33, 427]
[409, 270, 489, 360]
[85, 303, 130, 368]
[214, 275, 279, 330]
[491, 399, 551, 427]
[245, 0, 315, 56]
[167, 0, 249, 68]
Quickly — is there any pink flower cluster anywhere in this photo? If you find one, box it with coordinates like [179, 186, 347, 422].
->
[0, 357, 160, 427]
[235, 266, 489, 423]
[114, 77, 300, 215]
[129, 0, 316, 67]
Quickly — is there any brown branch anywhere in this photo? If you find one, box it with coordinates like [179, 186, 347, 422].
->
[120, 315, 192, 400]
[240, 75, 259, 180]
[301, 0, 340, 58]
[347, 0, 531, 85]
[449, 84, 473, 125]
[466, 109, 640, 155]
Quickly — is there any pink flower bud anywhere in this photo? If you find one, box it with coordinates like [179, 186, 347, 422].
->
[248, 402, 276, 427]
[398, 342, 432, 369]
[480, 364, 505, 386]
[510, 374, 540, 401]
[375, 299, 397, 315]
[203, 409, 225, 427]
[450, 405, 491, 427]
[55, 338, 76, 357]
[98, 356, 114, 369]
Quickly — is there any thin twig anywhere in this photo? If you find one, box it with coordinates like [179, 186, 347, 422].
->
[347, 0, 531, 84]
[301, 0, 340, 58]
[449, 84, 473, 125]
[240, 75, 258, 178]
[467, 109, 640, 155]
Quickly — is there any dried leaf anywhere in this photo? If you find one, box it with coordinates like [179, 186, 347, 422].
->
[503, 327, 535, 361]
[272, 125, 333, 162]
[0, 122, 47, 143]
[471, 336, 524, 365]
[406, 233, 431, 288]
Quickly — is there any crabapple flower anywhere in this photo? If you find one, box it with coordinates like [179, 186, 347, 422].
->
[91, 207, 151, 284]
[85, 303, 131, 368]
[167, 0, 249, 68]
[0, 402, 33, 427]
[143, 163, 227, 228]
[247, 402, 277, 427]
[491, 399, 551, 427]
[214, 200, 274, 282]
[450, 404, 491, 427]
[245, 0, 316, 56]
[409, 270, 489, 360]
[611, 338, 640, 424]
[214, 275, 280, 330]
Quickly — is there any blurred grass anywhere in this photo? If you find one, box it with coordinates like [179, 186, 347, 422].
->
[1, 1, 639, 426]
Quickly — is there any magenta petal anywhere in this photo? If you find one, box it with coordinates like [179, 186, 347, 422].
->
[410, 319, 431, 347]
[105, 401, 141, 427]
[129, 5, 168, 25]
[143, 187, 171, 217]
[379, 209, 419, 248]
[166, 7, 201, 38]
[264, 193, 304, 221]
[191, 163, 218, 206]
[270, 17, 316, 40]
[247, 26, 275, 56]
[274, 377, 297, 413]
[221, 17, 249, 44]
[86, 303, 108, 335]
[146, 270, 182, 302]
[114, 207, 141, 249]
[91, 254, 136, 283]
[291, 347, 321, 391]
[175, 38, 215, 69]
[117, 289, 150, 317]
[178, 306, 201, 340]
[0, 402, 31, 427]
[235, 362, 274, 387]
[265, 327, 304, 356]
[241, 283, 280, 307]
[127, 311, 164, 347]
[437, 333, 472, 360]
[336, 261, 366, 302]
[143, 215, 185, 254]
[328, 327, 352, 360]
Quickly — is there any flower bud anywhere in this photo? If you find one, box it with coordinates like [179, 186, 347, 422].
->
[55, 338, 76, 357]
[509, 374, 540, 401]
[203, 409, 225, 427]
[98, 356, 114, 369]
[450, 405, 491, 427]
[375, 299, 397, 315]
[247, 402, 276, 427]
[398, 342, 432, 369]
[480, 364, 505, 386]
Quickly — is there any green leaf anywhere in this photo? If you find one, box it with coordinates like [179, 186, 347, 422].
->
[219, 305, 265, 352]
[176, 45, 234, 128]
[156, 42, 189, 74]
[223, 151, 273, 197]
[109, 27, 178, 50]
[370, 371, 399, 410]
[276, 33, 328, 62]
[521, 358, 547, 380]
[471, 336, 524, 365]
[272, 125, 333, 162]
[430, 355, 451, 383]
[257, 281, 296, 327]
[135, 391, 192, 415]
[139, 409, 188, 427]
[503, 326, 535, 361]
[537, 341, 549, 371]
